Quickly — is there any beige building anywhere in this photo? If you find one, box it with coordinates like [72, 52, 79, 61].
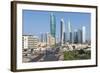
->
[47, 33, 55, 46]
[22, 35, 39, 50]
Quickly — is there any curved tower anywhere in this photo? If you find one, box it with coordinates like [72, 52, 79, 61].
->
[60, 18, 65, 46]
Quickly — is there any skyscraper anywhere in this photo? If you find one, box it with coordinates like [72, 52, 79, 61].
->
[78, 29, 82, 43]
[67, 19, 72, 43]
[82, 26, 86, 43]
[60, 18, 65, 46]
[68, 19, 71, 33]
[50, 13, 56, 38]
[74, 29, 78, 43]
[63, 32, 66, 44]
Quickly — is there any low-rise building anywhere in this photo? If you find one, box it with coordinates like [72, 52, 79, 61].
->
[22, 35, 39, 50]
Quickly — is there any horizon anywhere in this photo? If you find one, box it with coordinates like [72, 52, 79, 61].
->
[22, 10, 91, 41]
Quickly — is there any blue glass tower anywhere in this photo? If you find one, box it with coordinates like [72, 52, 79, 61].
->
[50, 13, 56, 38]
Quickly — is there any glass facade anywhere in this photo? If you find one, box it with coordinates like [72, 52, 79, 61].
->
[50, 13, 56, 38]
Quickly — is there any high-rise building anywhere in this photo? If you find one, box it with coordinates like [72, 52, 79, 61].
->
[78, 29, 82, 43]
[60, 18, 65, 46]
[67, 19, 72, 43]
[74, 29, 78, 43]
[82, 26, 86, 43]
[50, 13, 56, 38]
[63, 32, 66, 44]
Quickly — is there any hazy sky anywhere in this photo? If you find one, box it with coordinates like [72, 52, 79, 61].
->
[22, 10, 91, 40]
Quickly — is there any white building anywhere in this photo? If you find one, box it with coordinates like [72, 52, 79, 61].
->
[82, 26, 86, 43]
[60, 18, 65, 46]
[22, 35, 39, 50]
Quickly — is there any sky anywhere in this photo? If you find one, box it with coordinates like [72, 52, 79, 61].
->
[22, 10, 91, 40]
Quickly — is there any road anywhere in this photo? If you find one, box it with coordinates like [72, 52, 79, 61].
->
[43, 49, 59, 61]
[29, 53, 44, 62]
[29, 47, 61, 62]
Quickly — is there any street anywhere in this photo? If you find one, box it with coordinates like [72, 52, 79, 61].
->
[29, 47, 61, 62]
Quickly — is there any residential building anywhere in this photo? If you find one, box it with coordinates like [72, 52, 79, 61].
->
[22, 35, 39, 50]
